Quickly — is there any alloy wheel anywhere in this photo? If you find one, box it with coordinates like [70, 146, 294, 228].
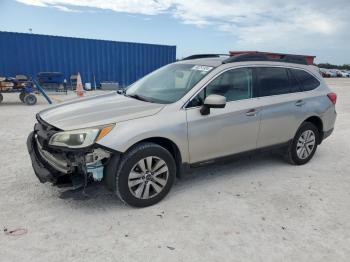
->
[296, 130, 316, 159]
[128, 156, 169, 199]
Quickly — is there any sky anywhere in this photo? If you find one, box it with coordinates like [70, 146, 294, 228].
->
[0, 0, 349, 64]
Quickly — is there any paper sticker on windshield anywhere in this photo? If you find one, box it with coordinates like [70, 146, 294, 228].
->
[191, 65, 213, 72]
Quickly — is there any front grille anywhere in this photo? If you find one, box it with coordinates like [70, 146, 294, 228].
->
[35, 136, 71, 174]
[34, 114, 61, 150]
[37, 136, 45, 148]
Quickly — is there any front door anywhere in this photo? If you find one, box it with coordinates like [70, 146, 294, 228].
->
[185, 67, 261, 163]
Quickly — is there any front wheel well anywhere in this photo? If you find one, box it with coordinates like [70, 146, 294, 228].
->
[130, 137, 182, 177]
[303, 116, 323, 144]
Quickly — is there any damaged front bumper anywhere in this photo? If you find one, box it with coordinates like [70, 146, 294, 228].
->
[27, 131, 61, 183]
[27, 121, 112, 185]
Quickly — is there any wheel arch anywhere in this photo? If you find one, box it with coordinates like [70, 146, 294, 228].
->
[301, 116, 324, 144]
[128, 137, 183, 178]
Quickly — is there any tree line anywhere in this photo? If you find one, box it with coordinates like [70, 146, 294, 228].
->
[317, 63, 350, 70]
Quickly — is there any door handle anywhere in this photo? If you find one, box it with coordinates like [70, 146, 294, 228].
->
[295, 100, 306, 107]
[246, 109, 258, 117]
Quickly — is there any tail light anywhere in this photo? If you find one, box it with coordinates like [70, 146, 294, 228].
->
[327, 93, 337, 105]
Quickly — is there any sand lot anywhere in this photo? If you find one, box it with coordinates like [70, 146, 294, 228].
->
[0, 79, 349, 262]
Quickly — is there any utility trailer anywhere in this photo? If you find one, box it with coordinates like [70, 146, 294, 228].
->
[0, 76, 38, 105]
[0, 76, 52, 105]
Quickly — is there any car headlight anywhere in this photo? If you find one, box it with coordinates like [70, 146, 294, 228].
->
[49, 125, 114, 148]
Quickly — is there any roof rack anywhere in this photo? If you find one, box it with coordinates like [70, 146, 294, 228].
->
[223, 51, 315, 65]
[182, 54, 229, 60]
[281, 55, 308, 65]
[222, 53, 270, 63]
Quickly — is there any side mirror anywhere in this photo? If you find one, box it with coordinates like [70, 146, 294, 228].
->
[200, 94, 226, 115]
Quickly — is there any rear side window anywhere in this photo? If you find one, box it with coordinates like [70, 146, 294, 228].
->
[257, 67, 290, 96]
[290, 69, 320, 91]
[288, 69, 303, 93]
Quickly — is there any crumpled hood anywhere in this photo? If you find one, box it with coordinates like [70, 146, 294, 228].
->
[38, 93, 165, 130]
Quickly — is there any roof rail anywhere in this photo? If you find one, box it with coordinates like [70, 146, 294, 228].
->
[222, 53, 270, 64]
[182, 54, 229, 60]
[224, 51, 315, 65]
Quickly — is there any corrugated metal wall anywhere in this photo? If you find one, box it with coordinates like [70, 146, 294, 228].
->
[0, 31, 176, 87]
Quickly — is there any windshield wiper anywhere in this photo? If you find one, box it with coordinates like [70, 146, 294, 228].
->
[125, 93, 150, 102]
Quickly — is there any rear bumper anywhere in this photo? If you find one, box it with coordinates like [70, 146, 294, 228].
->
[323, 128, 334, 140]
[27, 132, 64, 183]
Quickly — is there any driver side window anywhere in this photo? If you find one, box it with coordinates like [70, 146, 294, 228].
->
[187, 67, 253, 108]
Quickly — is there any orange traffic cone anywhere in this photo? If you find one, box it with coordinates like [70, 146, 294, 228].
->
[76, 72, 84, 97]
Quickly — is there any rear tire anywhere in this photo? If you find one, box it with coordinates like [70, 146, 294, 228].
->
[105, 142, 176, 207]
[19, 92, 26, 103]
[24, 94, 37, 105]
[286, 122, 319, 165]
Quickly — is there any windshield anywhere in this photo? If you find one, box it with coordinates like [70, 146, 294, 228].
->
[125, 63, 213, 104]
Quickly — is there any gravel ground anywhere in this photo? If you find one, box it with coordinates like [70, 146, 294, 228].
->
[0, 79, 349, 262]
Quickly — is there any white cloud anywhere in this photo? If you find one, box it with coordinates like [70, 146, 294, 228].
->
[16, 0, 172, 15]
[16, 0, 48, 7]
[52, 5, 80, 12]
[16, 0, 350, 55]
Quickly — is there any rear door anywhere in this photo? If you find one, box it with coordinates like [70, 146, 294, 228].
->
[256, 67, 307, 148]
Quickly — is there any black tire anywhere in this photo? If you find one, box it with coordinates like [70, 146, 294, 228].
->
[0, 93, 3, 103]
[104, 154, 120, 191]
[286, 122, 320, 165]
[24, 94, 37, 105]
[105, 142, 176, 207]
[19, 92, 26, 103]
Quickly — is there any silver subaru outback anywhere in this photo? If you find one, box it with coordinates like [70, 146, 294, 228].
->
[27, 53, 337, 207]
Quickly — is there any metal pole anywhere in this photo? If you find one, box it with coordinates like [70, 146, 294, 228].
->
[93, 74, 97, 90]
[33, 79, 52, 104]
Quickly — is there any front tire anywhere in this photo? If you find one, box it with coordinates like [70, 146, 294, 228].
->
[107, 143, 176, 207]
[286, 122, 319, 165]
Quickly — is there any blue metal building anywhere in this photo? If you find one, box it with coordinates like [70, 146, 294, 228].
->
[0, 31, 176, 87]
